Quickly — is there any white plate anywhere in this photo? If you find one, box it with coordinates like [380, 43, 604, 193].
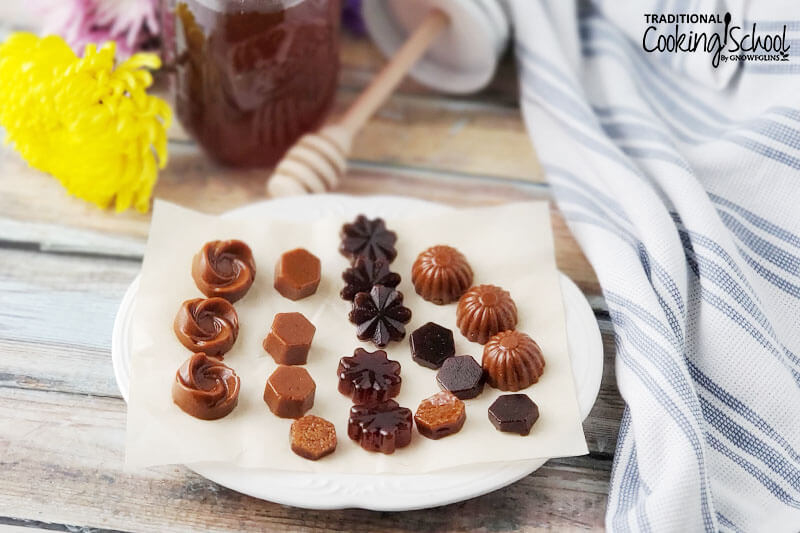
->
[112, 194, 603, 511]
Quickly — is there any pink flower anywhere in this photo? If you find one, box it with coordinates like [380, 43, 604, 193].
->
[33, 0, 159, 58]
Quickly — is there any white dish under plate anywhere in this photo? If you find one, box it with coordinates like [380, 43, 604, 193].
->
[112, 194, 603, 511]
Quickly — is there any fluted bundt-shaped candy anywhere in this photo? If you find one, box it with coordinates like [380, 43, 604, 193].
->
[411, 245, 473, 305]
[456, 284, 518, 344]
[482, 330, 545, 392]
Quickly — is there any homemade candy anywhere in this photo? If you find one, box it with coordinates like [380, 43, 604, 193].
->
[263, 312, 316, 365]
[411, 245, 473, 305]
[339, 215, 398, 264]
[488, 394, 539, 435]
[172, 352, 240, 420]
[290, 415, 337, 461]
[348, 400, 413, 453]
[456, 284, 518, 344]
[174, 297, 239, 358]
[337, 348, 402, 404]
[414, 392, 466, 440]
[483, 330, 545, 392]
[341, 256, 401, 301]
[192, 240, 256, 303]
[274, 248, 321, 300]
[349, 285, 412, 347]
[436, 355, 485, 400]
[264, 366, 316, 418]
[409, 322, 455, 369]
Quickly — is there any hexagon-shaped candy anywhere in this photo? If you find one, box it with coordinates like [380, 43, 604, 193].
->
[436, 355, 485, 400]
[488, 394, 539, 436]
[409, 322, 455, 369]
[274, 248, 321, 300]
[263, 312, 316, 365]
[263, 366, 316, 418]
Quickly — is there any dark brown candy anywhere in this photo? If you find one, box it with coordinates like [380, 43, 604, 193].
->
[274, 248, 321, 301]
[263, 365, 316, 419]
[414, 392, 466, 440]
[436, 355, 485, 399]
[411, 245, 473, 305]
[172, 353, 240, 420]
[174, 297, 239, 358]
[263, 312, 316, 365]
[349, 285, 412, 347]
[340, 256, 401, 301]
[337, 348, 401, 405]
[409, 322, 455, 369]
[339, 215, 398, 264]
[483, 330, 545, 392]
[456, 284, 518, 344]
[192, 240, 256, 303]
[290, 415, 337, 461]
[488, 394, 539, 436]
[348, 400, 413, 454]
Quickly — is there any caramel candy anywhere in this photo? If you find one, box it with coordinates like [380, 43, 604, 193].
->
[274, 248, 321, 301]
[488, 394, 539, 435]
[339, 215, 398, 264]
[411, 245, 473, 305]
[348, 400, 413, 453]
[483, 330, 545, 392]
[456, 285, 518, 344]
[290, 415, 337, 461]
[264, 366, 316, 418]
[174, 297, 239, 358]
[414, 392, 466, 440]
[436, 355, 485, 399]
[263, 312, 316, 365]
[192, 240, 256, 303]
[172, 353, 240, 420]
[409, 322, 455, 369]
[337, 348, 401, 405]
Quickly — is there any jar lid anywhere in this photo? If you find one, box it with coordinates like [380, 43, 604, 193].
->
[362, 0, 510, 94]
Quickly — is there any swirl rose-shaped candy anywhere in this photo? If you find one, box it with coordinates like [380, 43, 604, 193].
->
[172, 353, 240, 420]
[174, 297, 239, 358]
[192, 240, 256, 303]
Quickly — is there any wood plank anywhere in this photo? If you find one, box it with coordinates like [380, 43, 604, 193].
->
[0, 146, 598, 295]
[0, 386, 607, 532]
[0, 248, 617, 453]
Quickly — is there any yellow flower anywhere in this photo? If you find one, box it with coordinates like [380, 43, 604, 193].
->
[0, 33, 171, 212]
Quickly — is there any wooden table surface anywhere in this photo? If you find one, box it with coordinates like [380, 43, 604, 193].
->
[0, 35, 621, 532]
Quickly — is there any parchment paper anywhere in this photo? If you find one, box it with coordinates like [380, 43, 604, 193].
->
[125, 199, 588, 472]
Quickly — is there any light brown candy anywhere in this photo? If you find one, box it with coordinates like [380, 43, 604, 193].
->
[414, 391, 466, 440]
[456, 284, 518, 344]
[174, 297, 239, 358]
[263, 365, 315, 418]
[263, 312, 316, 365]
[172, 353, 240, 420]
[274, 248, 321, 300]
[290, 415, 337, 460]
[192, 240, 256, 303]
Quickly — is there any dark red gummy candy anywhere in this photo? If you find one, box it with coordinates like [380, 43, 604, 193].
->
[339, 215, 398, 264]
[409, 322, 455, 369]
[340, 256, 401, 301]
[488, 394, 539, 436]
[349, 285, 412, 347]
[436, 355, 485, 399]
[348, 399, 413, 453]
[337, 348, 402, 404]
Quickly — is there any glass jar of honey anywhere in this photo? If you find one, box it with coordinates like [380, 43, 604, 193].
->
[162, 0, 341, 168]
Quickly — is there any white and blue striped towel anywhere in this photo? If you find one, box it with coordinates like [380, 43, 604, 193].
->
[510, 1, 800, 531]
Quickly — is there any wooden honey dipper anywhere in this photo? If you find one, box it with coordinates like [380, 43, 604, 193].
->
[266, 9, 450, 197]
